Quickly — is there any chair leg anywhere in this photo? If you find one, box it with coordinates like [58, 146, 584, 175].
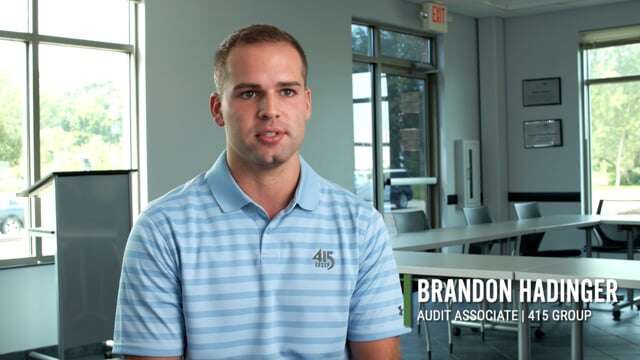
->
[421, 307, 432, 360]
[481, 299, 486, 343]
[418, 300, 426, 334]
[447, 299, 454, 354]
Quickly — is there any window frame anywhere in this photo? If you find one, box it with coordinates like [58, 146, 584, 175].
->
[580, 37, 640, 215]
[0, 0, 141, 269]
[351, 19, 440, 225]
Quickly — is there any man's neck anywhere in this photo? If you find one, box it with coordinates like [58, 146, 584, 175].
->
[226, 153, 301, 219]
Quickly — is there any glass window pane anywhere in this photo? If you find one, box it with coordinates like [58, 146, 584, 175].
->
[351, 24, 372, 56]
[39, 0, 130, 44]
[588, 43, 640, 79]
[380, 30, 431, 64]
[381, 74, 428, 218]
[0, 40, 29, 260]
[589, 81, 640, 211]
[39, 44, 131, 176]
[0, 0, 28, 32]
[352, 63, 374, 206]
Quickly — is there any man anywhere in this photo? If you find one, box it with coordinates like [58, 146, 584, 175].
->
[113, 24, 408, 359]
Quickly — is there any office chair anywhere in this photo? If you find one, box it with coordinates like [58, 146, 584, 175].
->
[393, 210, 429, 233]
[462, 206, 494, 254]
[513, 202, 582, 257]
[591, 199, 640, 254]
[458, 206, 503, 342]
[461, 206, 546, 340]
[392, 210, 441, 359]
[591, 199, 640, 320]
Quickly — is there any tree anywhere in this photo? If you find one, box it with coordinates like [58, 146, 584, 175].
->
[0, 67, 126, 181]
[0, 73, 22, 166]
[39, 80, 125, 174]
[589, 44, 640, 186]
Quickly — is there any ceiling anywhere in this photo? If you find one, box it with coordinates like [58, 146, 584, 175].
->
[405, 0, 633, 18]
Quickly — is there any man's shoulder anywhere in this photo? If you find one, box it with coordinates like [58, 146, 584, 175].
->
[140, 172, 217, 222]
[314, 176, 380, 221]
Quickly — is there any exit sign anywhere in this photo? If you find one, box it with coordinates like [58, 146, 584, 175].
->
[422, 2, 448, 33]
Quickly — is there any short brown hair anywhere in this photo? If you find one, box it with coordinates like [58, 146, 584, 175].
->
[213, 24, 308, 93]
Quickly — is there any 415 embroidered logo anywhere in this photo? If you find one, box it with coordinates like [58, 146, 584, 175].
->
[312, 249, 335, 270]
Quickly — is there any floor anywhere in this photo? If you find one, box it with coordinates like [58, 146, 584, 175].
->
[399, 301, 640, 360]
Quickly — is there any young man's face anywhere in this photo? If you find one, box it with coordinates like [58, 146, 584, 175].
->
[211, 41, 312, 170]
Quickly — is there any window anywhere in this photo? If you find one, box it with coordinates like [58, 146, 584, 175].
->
[351, 21, 439, 229]
[0, 0, 140, 267]
[581, 27, 640, 213]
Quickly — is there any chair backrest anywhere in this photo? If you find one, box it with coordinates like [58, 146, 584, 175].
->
[514, 202, 541, 220]
[597, 199, 640, 215]
[595, 199, 640, 246]
[393, 210, 429, 233]
[462, 207, 492, 254]
[512, 202, 544, 255]
[462, 206, 492, 225]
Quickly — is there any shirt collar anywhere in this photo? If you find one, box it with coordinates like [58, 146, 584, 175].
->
[294, 156, 321, 211]
[205, 151, 321, 213]
[205, 152, 252, 213]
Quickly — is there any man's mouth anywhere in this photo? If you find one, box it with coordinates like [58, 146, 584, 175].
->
[256, 129, 285, 144]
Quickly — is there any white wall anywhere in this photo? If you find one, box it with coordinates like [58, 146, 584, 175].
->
[0, 265, 57, 353]
[437, 14, 481, 228]
[500, 0, 640, 250]
[504, 0, 640, 196]
[478, 17, 509, 222]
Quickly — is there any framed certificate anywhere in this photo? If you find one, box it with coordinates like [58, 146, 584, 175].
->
[522, 77, 561, 107]
[523, 119, 563, 149]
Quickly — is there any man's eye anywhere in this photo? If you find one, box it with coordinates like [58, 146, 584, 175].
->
[239, 91, 256, 99]
[281, 88, 296, 97]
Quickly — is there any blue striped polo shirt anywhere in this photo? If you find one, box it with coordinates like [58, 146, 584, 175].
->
[113, 152, 409, 359]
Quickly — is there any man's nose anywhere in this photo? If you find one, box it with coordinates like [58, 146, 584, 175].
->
[257, 93, 280, 120]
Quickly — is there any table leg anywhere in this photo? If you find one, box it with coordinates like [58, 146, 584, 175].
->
[626, 229, 634, 309]
[627, 227, 633, 260]
[500, 239, 506, 255]
[571, 301, 583, 360]
[585, 227, 593, 258]
[403, 274, 412, 328]
[518, 300, 530, 360]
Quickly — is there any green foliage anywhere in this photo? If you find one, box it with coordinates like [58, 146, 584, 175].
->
[589, 44, 640, 186]
[351, 25, 370, 55]
[380, 30, 429, 63]
[385, 74, 426, 177]
[39, 80, 125, 174]
[0, 73, 23, 166]
[0, 70, 125, 179]
[41, 81, 124, 146]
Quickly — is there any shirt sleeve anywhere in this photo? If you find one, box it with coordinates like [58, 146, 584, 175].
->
[347, 210, 410, 341]
[112, 212, 185, 357]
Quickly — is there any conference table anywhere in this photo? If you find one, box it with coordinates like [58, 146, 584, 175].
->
[393, 214, 640, 322]
[392, 214, 640, 360]
[394, 251, 640, 360]
[391, 214, 603, 252]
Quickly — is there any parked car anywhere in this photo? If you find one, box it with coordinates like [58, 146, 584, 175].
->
[355, 169, 414, 209]
[386, 169, 414, 209]
[0, 197, 24, 235]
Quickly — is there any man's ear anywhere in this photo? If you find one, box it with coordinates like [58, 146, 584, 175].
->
[210, 93, 224, 127]
[304, 87, 312, 123]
